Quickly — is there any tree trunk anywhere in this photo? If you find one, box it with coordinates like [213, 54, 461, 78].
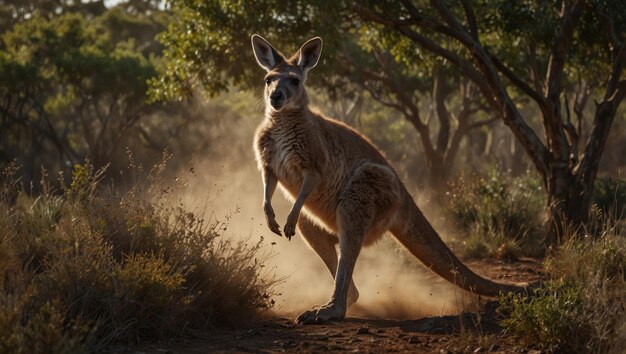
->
[427, 157, 450, 192]
[545, 167, 590, 245]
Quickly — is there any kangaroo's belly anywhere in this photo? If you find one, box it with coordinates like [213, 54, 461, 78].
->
[277, 172, 341, 231]
[271, 147, 345, 233]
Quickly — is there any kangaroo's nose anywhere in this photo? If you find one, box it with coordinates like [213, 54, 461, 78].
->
[270, 91, 283, 101]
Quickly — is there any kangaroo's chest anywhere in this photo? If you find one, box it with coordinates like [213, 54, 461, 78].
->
[257, 124, 313, 186]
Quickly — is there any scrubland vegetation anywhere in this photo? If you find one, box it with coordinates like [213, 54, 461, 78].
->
[445, 170, 546, 259]
[499, 223, 626, 353]
[0, 161, 274, 352]
[447, 172, 626, 352]
[3, 159, 624, 353]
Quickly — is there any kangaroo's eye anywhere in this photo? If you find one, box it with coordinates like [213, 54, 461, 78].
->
[265, 78, 272, 85]
[291, 78, 300, 86]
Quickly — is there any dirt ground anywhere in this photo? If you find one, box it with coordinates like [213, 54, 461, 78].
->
[115, 258, 544, 354]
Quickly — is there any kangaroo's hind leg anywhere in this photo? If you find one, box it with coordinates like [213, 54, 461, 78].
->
[296, 163, 402, 324]
[298, 216, 360, 307]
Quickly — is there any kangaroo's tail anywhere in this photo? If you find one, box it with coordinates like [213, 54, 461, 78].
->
[390, 193, 528, 297]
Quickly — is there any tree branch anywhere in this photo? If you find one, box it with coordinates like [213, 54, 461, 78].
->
[469, 117, 498, 130]
[563, 93, 579, 163]
[486, 50, 548, 111]
[356, 7, 492, 101]
[545, 0, 585, 99]
[460, 0, 479, 41]
[358, 2, 551, 177]
[605, 45, 626, 100]
[433, 68, 451, 154]
[340, 49, 423, 123]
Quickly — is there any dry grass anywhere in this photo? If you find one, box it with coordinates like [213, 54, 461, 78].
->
[0, 160, 275, 352]
[498, 221, 626, 353]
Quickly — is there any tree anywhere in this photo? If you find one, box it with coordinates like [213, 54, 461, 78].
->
[355, 0, 626, 241]
[0, 9, 163, 179]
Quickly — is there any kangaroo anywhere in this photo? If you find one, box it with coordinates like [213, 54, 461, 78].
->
[251, 34, 527, 324]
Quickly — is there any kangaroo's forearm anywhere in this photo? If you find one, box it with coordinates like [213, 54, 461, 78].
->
[283, 172, 320, 239]
[263, 169, 278, 205]
[290, 172, 319, 214]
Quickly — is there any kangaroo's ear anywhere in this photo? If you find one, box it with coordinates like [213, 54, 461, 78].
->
[297, 37, 323, 72]
[251, 34, 285, 71]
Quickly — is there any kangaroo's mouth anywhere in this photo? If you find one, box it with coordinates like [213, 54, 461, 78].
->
[270, 98, 285, 110]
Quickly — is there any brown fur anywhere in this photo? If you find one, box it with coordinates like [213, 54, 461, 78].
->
[251, 35, 527, 324]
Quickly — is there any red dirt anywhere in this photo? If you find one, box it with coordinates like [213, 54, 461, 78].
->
[119, 258, 544, 354]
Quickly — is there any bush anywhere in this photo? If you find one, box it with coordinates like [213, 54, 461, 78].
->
[0, 161, 275, 351]
[499, 224, 626, 353]
[445, 169, 545, 259]
[0, 294, 91, 354]
[593, 177, 626, 220]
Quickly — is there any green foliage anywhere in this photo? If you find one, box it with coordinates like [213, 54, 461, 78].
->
[499, 228, 626, 353]
[460, 232, 492, 259]
[0, 161, 275, 351]
[150, 0, 347, 101]
[154, 0, 626, 102]
[486, 0, 626, 88]
[445, 170, 545, 258]
[65, 161, 106, 201]
[593, 177, 626, 220]
[499, 280, 585, 351]
[0, 5, 164, 178]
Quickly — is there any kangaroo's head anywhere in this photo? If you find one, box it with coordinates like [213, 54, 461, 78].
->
[251, 34, 322, 112]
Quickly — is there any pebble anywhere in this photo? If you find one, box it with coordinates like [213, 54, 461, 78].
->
[356, 327, 369, 335]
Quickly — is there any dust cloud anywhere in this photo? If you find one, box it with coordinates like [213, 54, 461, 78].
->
[179, 91, 479, 320]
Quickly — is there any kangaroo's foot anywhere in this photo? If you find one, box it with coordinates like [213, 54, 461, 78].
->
[296, 301, 346, 324]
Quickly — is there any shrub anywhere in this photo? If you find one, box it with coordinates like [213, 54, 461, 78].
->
[0, 161, 275, 351]
[0, 294, 90, 354]
[445, 169, 545, 259]
[593, 177, 626, 220]
[499, 224, 626, 353]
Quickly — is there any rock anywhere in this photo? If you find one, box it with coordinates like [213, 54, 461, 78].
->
[408, 336, 420, 344]
[281, 340, 297, 348]
[356, 327, 369, 335]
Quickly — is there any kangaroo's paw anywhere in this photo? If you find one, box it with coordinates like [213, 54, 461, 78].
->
[296, 302, 345, 324]
[283, 211, 299, 239]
